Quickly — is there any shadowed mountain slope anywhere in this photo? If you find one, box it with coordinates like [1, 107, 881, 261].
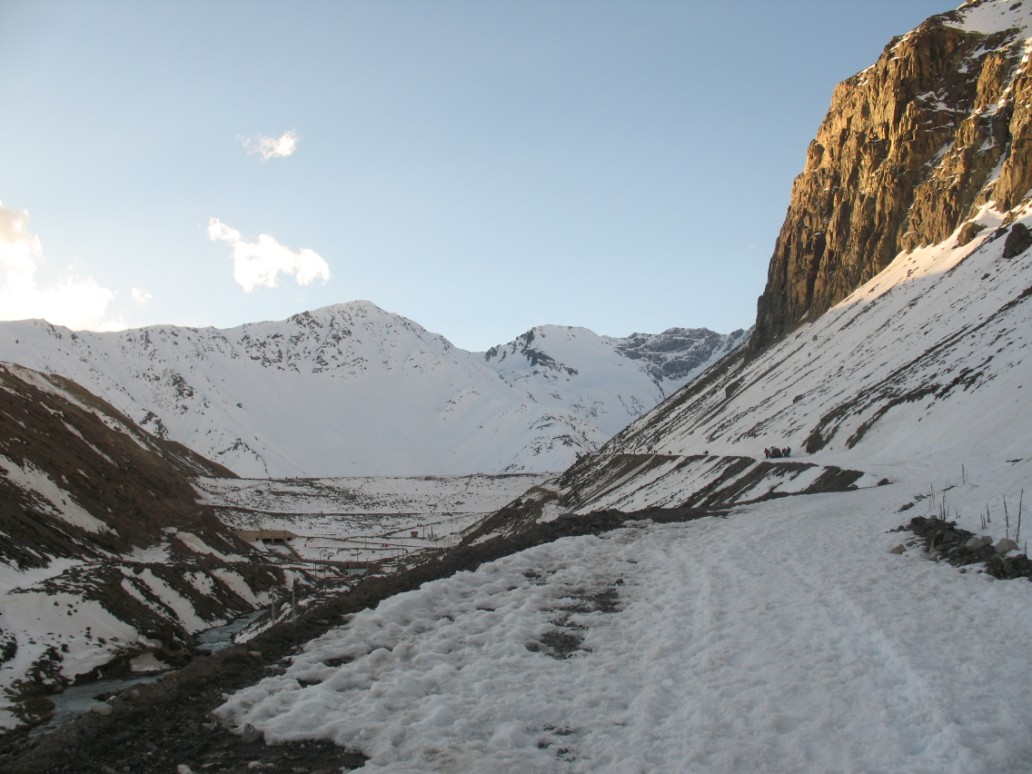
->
[0, 363, 284, 729]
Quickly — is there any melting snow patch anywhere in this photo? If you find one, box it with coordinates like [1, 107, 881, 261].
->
[133, 569, 208, 632]
[175, 531, 233, 561]
[0, 454, 111, 534]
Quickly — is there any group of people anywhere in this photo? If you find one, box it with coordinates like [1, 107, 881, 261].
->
[764, 445, 791, 459]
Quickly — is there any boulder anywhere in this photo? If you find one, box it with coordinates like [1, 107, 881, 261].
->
[90, 701, 113, 716]
[1003, 223, 1032, 259]
[964, 535, 992, 550]
[995, 538, 1020, 554]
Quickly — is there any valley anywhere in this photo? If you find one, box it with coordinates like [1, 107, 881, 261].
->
[197, 473, 547, 567]
[5, 1, 1032, 771]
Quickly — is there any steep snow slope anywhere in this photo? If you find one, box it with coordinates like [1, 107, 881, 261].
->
[0, 302, 744, 477]
[518, 199, 1032, 519]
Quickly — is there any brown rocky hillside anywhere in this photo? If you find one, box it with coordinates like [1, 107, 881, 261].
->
[0, 363, 242, 568]
[0, 362, 285, 728]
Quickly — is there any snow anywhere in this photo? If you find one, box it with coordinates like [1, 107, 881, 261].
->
[129, 652, 171, 673]
[132, 569, 209, 632]
[0, 591, 139, 689]
[174, 530, 235, 561]
[218, 476, 1032, 772]
[950, 0, 1032, 37]
[0, 557, 82, 595]
[0, 454, 111, 535]
[209, 568, 273, 608]
[197, 473, 547, 564]
[0, 303, 742, 477]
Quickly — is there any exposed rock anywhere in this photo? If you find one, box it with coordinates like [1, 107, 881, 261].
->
[964, 535, 992, 551]
[995, 537, 1020, 554]
[904, 516, 1032, 581]
[957, 220, 986, 246]
[753, 8, 1032, 350]
[240, 724, 263, 744]
[1003, 222, 1032, 258]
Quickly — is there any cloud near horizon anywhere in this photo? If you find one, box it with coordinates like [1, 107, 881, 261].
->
[207, 218, 331, 293]
[239, 130, 300, 161]
[0, 203, 123, 330]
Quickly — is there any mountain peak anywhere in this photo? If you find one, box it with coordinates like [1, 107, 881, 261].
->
[0, 307, 743, 477]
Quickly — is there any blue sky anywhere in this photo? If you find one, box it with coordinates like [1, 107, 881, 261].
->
[1, 0, 951, 351]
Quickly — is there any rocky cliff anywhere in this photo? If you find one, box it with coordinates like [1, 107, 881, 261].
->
[754, 0, 1032, 349]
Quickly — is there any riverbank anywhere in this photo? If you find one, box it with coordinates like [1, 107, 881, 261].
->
[0, 507, 682, 772]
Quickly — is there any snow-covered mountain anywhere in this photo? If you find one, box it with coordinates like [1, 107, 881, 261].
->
[209, 6, 1032, 769]
[472, 0, 1032, 532]
[508, 198, 1032, 521]
[0, 303, 744, 477]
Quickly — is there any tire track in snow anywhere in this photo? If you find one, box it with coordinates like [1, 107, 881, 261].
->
[773, 515, 960, 768]
[607, 507, 961, 772]
[612, 524, 713, 771]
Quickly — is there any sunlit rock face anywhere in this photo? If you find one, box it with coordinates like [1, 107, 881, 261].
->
[754, 1, 1032, 350]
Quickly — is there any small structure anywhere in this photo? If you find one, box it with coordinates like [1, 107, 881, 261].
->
[235, 529, 297, 545]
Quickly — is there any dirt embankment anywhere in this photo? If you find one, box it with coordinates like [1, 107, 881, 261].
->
[0, 506, 713, 773]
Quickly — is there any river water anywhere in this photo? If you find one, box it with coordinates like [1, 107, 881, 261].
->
[35, 607, 268, 733]
[195, 608, 267, 654]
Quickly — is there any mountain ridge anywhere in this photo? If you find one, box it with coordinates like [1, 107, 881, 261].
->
[0, 301, 745, 477]
[472, 0, 1032, 541]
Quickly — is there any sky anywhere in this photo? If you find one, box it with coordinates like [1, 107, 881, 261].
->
[1, 0, 953, 352]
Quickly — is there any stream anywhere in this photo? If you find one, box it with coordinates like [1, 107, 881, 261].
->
[195, 607, 267, 654]
[34, 607, 268, 734]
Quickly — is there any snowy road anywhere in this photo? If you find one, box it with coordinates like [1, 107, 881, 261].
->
[219, 482, 1032, 772]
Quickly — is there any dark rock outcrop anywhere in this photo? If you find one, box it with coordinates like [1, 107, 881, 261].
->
[1003, 221, 1032, 257]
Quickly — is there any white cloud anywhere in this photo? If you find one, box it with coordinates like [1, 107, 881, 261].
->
[207, 218, 331, 293]
[0, 203, 122, 330]
[239, 129, 300, 161]
[131, 287, 153, 306]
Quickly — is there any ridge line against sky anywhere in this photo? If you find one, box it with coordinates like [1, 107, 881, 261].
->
[1, 1, 951, 352]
